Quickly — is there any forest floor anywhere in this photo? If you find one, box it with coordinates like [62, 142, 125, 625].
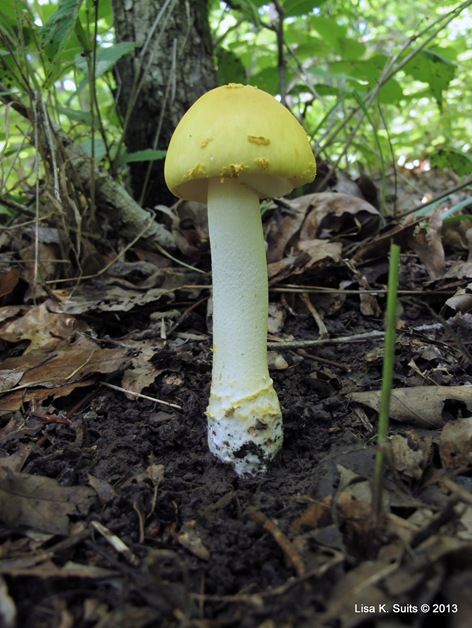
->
[1, 165, 472, 627]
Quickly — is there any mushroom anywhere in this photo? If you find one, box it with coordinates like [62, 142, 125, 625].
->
[164, 83, 316, 476]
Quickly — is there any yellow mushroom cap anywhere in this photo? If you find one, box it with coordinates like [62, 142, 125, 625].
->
[164, 83, 316, 203]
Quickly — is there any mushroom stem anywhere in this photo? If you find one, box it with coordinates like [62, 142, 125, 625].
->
[206, 177, 283, 476]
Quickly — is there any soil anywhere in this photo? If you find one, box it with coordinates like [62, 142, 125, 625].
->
[2, 268, 472, 628]
[2, 169, 472, 627]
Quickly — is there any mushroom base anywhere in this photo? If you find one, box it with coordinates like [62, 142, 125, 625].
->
[206, 380, 283, 476]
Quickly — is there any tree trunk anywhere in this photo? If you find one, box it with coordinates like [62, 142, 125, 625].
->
[111, 0, 217, 206]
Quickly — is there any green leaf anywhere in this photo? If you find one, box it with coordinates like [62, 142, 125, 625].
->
[216, 47, 246, 85]
[119, 149, 166, 164]
[74, 42, 135, 77]
[249, 66, 279, 94]
[329, 54, 388, 83]
[310, 15, 347, 46]
[57, 106, 92, 124]
[377, 79, 403, 104]
[226, 0, 265, 25]
[312, 84, 340, 97]
[282, 0, 326, 17]
[40, 0, 83, 63]
[429, 146, 472, 176]
[404, 49, 455, 107]
[0, 203, 13, 217]
[337, 37, 366, 61]
[0, 0, 31, 31]
[79, 137, 107, 162]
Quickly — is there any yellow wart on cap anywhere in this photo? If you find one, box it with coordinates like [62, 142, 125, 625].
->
[220, 164, 245, 178]
[201, 136, 214, 148]
[255, 158, 270, 169]
[247, 135, 270, 146]
[188, 162, 207, 179]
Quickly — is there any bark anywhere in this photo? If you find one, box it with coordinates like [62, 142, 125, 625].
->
[111, 0, 217, 206]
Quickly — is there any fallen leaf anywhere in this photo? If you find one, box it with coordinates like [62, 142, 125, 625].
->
[348, 386, 472, 428]
[0, 306, 23, 326]
[299, 193, 380, 242]
[169, 201, 209, 259]
[0, 301, 88, 352]
[291, 496, 333, 532]
[444, 282, 472, 314]
[390, 431, 433, 480]
[0, 380, 94, 415]
[121, 339, 165, 396]
[87, 474, 116, 505]
[56, 269, 204, 315]
[0, 335, 131, 393]
[0, 269, 20, 299]
[408, 209, 445, 279]
[0, 575, 16, 628]
[175, 520, 210, 561]
[439, 417, 472, 469]
[0, 559, 118, 579]
[266, 192, 380, 264]
[268, 239, 342, 282]
[20, 241, 60, 300]
[0, 468, 96, 535]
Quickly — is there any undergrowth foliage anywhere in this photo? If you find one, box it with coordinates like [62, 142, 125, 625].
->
[0, 0, 471, 257]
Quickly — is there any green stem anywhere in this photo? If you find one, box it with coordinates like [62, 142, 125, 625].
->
[373, 242, 401, 524]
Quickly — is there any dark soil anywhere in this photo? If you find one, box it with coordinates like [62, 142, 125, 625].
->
[2, 270, 472, 627]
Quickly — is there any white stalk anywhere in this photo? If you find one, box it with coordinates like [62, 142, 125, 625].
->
[206, 176, 283, 476]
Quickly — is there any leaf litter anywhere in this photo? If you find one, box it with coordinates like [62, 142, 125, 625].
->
[0, 167, 472, 626]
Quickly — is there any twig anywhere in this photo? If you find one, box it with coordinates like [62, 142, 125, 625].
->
[301, 292, 329, 339]
[296, 348, 351, 372]
[100, 381, 182, 410]
[248, 509, 305, 577]
[267, 330, 385, 350]
[0, 195, 35, 217]
[270, 0, 287, 105]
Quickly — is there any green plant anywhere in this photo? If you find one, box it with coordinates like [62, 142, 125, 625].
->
[373, 242, 401, 523]
[211, 0, 472, 203]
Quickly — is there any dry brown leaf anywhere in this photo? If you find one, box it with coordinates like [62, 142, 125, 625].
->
[0, 268, 20, 299]
[0, 306, 23, 326]
[123, 463, 165, 488]
[0, 334, 131, 394]
[0, 301, 88, 352]
[268, 239, 342, 282]
[56, 268, 204, 315]
[0, 380, 94, 415]
[291, 496, 333, 532]
[0, 468, 96, 535]
[86, 474, 116, 505]
[121, 339, 165, 397]
[299, 193, 380, 242]
[445, 283, 472, 314]
[268, 302, 286, 334]
[58, 284, 174, 314]
[408, 210, 445, 279]
[169, 201, 209, 260]
[265, 201, 307, 263]
[20, 241, 60, 300]
[175, 520, 210, 561]
[348, 386, 472, 428]
[439, 417, 472, 469]
[319, 559, 399, 627]
[390, 431, 433, 480]
[0, 559, 118, 579]
[0, 574, 16, 628]
[266, 192, 379, 264]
